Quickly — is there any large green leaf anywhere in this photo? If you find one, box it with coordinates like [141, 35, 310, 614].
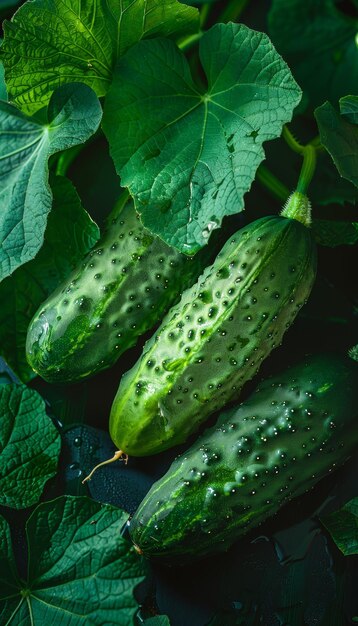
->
[0, 175, 99, 382]
[103, 23, 301, 254]
[1, 0, 198, 115]
[0, 83, 102, 281]
[315, 99, 358, 189]
[269, 0, 358, 107]
[0, 496, 146, 625]
[0, 384, 60, 508]
[321, 498, 358, 556]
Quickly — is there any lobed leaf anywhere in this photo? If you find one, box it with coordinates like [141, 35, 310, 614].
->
[0, 83, 102, 280]
[0, 384, 61, 508]
[103, 23, 301, 254]
[0, 175, 99, 382]
[1, 0, 199, 115]
[0, 495, 146, 625]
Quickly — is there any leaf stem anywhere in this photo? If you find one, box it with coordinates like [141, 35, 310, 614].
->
[178, 30, 204, 52]
[219, 0, 250, 23]
[200, 3, 212, 29]
[256, 164, 290, 202]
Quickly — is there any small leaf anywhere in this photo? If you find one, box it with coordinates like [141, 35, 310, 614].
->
[1, 0, 199, 115]
[340, 94, 358, 124]
[0, 83, 102, 280]
[0, 175, 99, 382]
[0, 495, 146, 625]
[315, 100, 358, 188]
[103, 23, 301, 254]
[321, 497, 358, 556]
[0, 384, 60, 508]
[312, 219, 358, 247]
[269, 0, 358, 107]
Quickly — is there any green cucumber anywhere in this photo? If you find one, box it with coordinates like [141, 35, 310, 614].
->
[26, 199, 209, 383]
[109, 196, 316, 456]
[129, 352, 358, 560]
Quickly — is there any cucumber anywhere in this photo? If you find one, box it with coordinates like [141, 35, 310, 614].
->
[129, 352, 358, 560]
[109, 198, 316, 456]
[26, 199, 209, 383]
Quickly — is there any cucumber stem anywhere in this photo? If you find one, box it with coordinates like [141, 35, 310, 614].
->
[280, 191, 312, 227]
[82, 450, 128, 484]
[297, 145, 316, 195]
[282, 125, 318, 194]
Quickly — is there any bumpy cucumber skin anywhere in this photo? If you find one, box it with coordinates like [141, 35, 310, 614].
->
[110, 215, 316, 456]
[129, 353, 358, 560]
[26, 203, 207, 383]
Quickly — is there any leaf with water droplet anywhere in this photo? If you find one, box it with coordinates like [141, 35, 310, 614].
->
[103, 23, 301, 254]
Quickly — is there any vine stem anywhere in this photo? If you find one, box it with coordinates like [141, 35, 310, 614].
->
[178, 30, 203, 52]
[179, 0, 251, 53]
[200, 3, 212, 29]
[256, 164, 289, 202]
[282, 125, 305, 155]
[282, 125, 319, 195]
[297, 145, 316, 195]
